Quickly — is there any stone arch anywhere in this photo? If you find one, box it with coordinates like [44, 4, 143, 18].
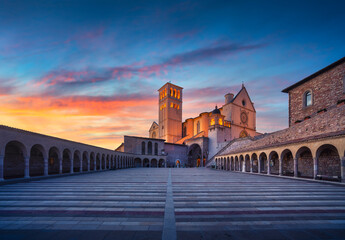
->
[239, 155, 244, 172]
[245, 154, 250, 172]
[296, 146, 313, 178]
[151, 158, 157, 167]
[148, 141, 153, 155]
[90, 152, 95, 171]
[281, 149, 294, 176]
[159, 159, 165, 168]
[259, 152, 267, 173]
[29, 144, 45, 177]
[188, 144, 202, 167]
[82, 151, 88, 172]
[234, 156, 239, 171]
[96, 153, 100, 170]
[4, 141, 27, 179]
[73, 150, 81, 172]
[101, 154, 105, 170]
[111, 155, 114, 168]
[269, 151, 279, 175]
[48, 147, 60, 175]
[251, 153, 258, 173]
[141, 142, 146, 155]
[62, 149, 72, 173]
[134, 158, 141, 167]
[143, 158, 149, 167]
[316, 144, 341, 179]
[154, 143, 158, 155]
[231, 156, 234, 171]
[106, 155, 110, 169]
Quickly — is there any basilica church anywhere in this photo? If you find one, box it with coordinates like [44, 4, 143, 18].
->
[144, 82, 261, 167]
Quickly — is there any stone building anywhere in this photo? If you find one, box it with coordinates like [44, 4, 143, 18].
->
[214, 56, 345, 182]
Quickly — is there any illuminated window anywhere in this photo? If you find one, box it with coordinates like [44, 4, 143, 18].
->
[170, 88, 173, 96]
[165, 88, 167, 97]
[210, 119, 215, 125]
[170, 102, 173, 108]
[178, 90, 180, 99]
[174, 89, 177, 98]
[304, 91, 312, 107]
[177, 104, 180, 110]
[219, 118, 223, 125]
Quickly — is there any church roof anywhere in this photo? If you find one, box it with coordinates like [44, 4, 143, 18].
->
[282, 56, 345, 93]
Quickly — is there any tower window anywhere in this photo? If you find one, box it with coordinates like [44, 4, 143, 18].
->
[178, 90, 180, 99]
[170, 88, 173, 96]
[304, 91, 312, 107]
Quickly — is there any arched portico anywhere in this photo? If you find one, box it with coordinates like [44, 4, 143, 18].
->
[188, 144, 202, 167]
[29, 144, 45, 177]
[4, 141, 27, 179]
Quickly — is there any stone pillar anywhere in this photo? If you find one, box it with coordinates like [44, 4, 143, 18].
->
[25, 156, 30, 178]
[341, 157, 345, 183]
[88, 158, 90, 172]
[100, 158, 103, 170]
[0, 154, 4, 181]
[59, 157, 62, 174]
[313, 157, 318, 179]
[149, 159, 151, 168]
[279, 158, 282, 176]
[258, 158, 261, 174]
[267, 158, 271, 175]
[70, 157, 74, 173]
[44, 157, 48, 176]
[141, 159, 143, 167]
[294, 157, 298, 177]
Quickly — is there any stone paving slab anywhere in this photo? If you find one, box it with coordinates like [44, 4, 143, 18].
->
[0, 168, 345, 239]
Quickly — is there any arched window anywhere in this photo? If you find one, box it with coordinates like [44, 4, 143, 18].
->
[141, 142, 146, 155]
[152, 132, 156, 138]
[197, 121, 200, 133]
[154, 143, 158, 155]
[178, 90, 180, 99]
[210, 119, 215, 126]
[304, 91, 312, 107]
[148, 141, 152, 155]
[183, 126, 187, 137]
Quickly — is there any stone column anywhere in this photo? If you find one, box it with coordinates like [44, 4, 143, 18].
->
[267, 158, 271, 175]
[258, 158, 261, 174]
[313, 157, 318, 179]
[141, 159, 143, 167]
[0, 154, 4, 181]
[59, 157, 62, 174]
[24, 156, 30, 178]
[44, 157, 48, 176]
[100, 158, 103, 170]
[88, 158, 90, 172]
[341, 157, 345, 183]
[250, 159, 253, 173]
[292, 157, 297, 177]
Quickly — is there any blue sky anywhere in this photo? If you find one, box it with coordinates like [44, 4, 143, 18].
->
[0, 0, 344, 148]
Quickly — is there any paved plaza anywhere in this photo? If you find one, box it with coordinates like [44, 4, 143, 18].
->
[0, 168, 345, 240]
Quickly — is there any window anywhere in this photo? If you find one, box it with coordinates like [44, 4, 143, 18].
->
[170, 88, 173, 96]
[197, 121, 200, 133]
[219, 118, 223, 125]
[170, 102, 173, 108]
[210, 119, 215, 126]
[304, 91, 312, 107]
[152, 132, 156, 138]
[178, 90, 180, 99]
[242, 100, 246, 106]
[141, 142, 146, 155]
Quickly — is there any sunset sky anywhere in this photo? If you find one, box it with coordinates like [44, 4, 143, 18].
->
[1, 0, 345, 149]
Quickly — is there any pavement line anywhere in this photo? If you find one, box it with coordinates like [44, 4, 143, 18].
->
[162, 169, 176, 240]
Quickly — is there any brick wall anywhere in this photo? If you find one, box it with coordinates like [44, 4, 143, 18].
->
[288, 61, 345, 126]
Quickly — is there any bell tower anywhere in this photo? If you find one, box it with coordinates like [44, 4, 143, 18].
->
[158, 82, 183, 143]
